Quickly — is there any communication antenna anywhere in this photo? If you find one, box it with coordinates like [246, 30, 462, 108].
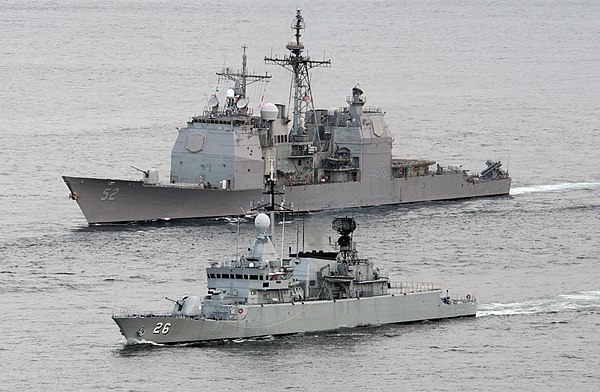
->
[217, 45, 271, 114]
[208, 95, 219, 108]
[264, 9, 331, 143]
[302, 217, 305, 252]
[236, 97, 249, 109]
[235, 217, 240, 262]
[280, 209, 285, 266]
[295, 212, 300, 256]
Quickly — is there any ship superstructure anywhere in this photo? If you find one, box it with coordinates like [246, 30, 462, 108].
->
[63, 10, 510, 224]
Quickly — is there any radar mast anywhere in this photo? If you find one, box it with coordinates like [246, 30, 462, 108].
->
[217, 45, 271, 113]
[264, 9, 331, 141]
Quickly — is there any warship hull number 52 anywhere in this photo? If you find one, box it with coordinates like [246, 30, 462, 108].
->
[63, 10, 510, 224]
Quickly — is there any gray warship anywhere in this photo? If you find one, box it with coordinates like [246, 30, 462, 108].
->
[63, 10, 510, 225]
[112, 213, 477, 344]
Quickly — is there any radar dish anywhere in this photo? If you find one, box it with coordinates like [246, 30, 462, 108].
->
[208, 95, 219, 108]
[236, 97, 249, 109]
[255, 213, 271, 231]
[352, 86, 364, 95]
[332, 217, 356, 236]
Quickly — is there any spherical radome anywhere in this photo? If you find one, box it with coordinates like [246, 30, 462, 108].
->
[260, 103, 278, 121]
[255, 213, 271, 231]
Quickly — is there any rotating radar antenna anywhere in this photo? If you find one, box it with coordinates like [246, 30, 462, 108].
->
[332, 217, 356, 252]
[264, 9, 331, 141]
[332, 217, 357, 236]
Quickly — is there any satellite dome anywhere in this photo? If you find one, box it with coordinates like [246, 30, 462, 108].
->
[260, 103, 278, 121]
[255, 213, 271, 231]
[226, 88, 235, 98]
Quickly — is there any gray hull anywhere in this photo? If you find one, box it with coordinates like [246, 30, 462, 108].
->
[63, 174, 511, 224]
[113, 291, 476, 344]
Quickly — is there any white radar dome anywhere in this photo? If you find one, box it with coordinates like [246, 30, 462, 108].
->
[260, 103, 278, 121]
[255, 213, 271, 231]
[226, 88, 235, 98]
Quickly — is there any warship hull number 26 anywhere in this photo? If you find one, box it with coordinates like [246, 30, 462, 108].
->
[113, 214, 477, 344]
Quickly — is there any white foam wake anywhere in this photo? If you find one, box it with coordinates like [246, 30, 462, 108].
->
[477, 291, 600, 317]
[121, 338, 165, 346]
[510, 182, 600, 195]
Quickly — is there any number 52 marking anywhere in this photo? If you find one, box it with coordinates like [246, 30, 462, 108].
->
[100, 188, 119, 201]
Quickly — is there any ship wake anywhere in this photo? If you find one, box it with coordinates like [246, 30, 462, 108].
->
[477, 291, 600, 317]
[510, 181, 600, 195]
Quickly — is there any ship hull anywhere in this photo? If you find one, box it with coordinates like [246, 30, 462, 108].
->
[112, 291, 476, 344]
[63, 174, 511, 224]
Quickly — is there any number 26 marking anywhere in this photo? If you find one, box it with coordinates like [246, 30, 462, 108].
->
[100, 188, 119, 201]
[153, 322, 171, 335]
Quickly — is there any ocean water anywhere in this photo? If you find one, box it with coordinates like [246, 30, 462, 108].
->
[1, 1, 599, 391]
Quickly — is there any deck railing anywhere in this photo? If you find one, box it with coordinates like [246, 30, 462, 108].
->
[388, 282, 442, 294]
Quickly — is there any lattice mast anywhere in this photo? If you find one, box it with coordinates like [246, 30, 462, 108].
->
[264, 10, 331, 140]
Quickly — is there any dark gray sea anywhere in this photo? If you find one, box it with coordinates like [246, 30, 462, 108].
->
[1, 1, 599, 390]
